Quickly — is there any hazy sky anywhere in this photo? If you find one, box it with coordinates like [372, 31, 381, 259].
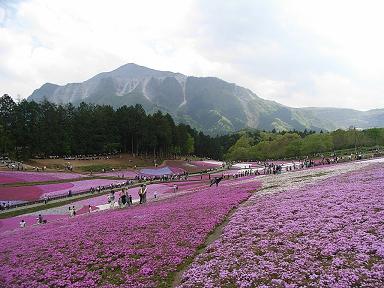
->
[1, 0, 384, 110]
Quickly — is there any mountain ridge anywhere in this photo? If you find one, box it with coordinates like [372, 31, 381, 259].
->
[28, 63, 384, 134]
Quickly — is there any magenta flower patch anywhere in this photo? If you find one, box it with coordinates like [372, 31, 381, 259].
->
[0, 171, 85, 184]
[0, 179, 261, 287]
[0, 179, 123, 201]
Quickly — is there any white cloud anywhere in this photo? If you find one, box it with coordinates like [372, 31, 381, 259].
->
[312, 73, 384, 110]
[0, 6, 5, 23]
[1, 0, 384, 111]
[0, 0, 199, 98]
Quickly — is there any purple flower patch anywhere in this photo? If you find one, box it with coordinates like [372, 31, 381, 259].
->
[179, 165, 384, 287]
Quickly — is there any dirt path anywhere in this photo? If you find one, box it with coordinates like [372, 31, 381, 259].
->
[171, 200, 248, 287]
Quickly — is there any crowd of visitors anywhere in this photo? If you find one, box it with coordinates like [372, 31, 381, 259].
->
[107, 189, 135, 208]
[0, 202, 11, 210]
[1, 157, 25, 171]
[134, 172, 190, 182]
[41, 152, 119, 161]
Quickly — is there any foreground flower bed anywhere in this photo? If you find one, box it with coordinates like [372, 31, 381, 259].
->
[0, 179, 261, 287]
[179, 164, 384, 287]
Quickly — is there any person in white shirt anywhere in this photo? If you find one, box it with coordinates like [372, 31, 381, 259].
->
[20, 219, 26, 228]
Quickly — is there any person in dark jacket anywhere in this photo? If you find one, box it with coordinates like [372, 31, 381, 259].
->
[210, 176, 223, 187]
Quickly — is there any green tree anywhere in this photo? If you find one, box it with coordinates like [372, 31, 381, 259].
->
[301, 133, 333, 156]
[0, 94, 16, 154]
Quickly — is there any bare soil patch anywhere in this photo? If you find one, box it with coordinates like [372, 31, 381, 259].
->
[26, 154, 157, 172]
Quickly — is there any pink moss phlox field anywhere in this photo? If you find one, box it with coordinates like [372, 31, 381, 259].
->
[0, 181, 211, 233]
[190, 161, 223, 169]
[0, 180, 261, 287]
[0, 179, 124, 201]
[94, 170, 138, 179]
[179, 165, 384, 288]
[38, 179, 125, 197]
[0, 171, 85, 184]
[0, 215, 64, 232]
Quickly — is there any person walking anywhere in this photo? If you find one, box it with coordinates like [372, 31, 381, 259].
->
[20, 219, 26, 228]
[121, 192, 127, 207]
[142, 184, 148, 203]
[210, 176, 223, 187]
[139, 185, 144, 204]
[37, 214, 43, 224]
[109, 192, 115, 209]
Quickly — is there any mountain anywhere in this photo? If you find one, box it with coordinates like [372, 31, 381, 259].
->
[28, 63, 384, 134]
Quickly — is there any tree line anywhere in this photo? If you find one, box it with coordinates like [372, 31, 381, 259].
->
[0, 94, 238, 160]
[225, 128, 384, 160]
[3, 93, 383, 162]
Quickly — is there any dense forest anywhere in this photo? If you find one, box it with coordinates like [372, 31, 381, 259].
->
[225, 128, 384, 160]
[0, 94, 238, 160]
[2, 94, 384, 162]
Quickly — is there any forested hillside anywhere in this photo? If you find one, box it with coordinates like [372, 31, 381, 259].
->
[0, 94, 238, 160]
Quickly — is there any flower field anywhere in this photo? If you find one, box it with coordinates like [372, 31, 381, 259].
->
[190, 160, 224, 169]
[0, 179, 124, 202]
[178, 164, 384, 287]
[0, 171, 86, 184]
[94, 170, 137, 179]
[61, 180, 206, 212]
[0, 179, 261, 287]
[0, 180, 209, 233]
[78, 180, 206, 208]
